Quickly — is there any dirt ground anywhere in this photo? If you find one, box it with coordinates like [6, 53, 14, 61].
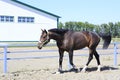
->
[0, 44, 120, 80]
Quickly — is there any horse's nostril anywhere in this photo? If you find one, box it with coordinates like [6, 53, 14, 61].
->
[38, 46, 42, 49]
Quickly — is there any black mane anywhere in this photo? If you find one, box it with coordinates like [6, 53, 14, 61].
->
[48, 28, 69, 35]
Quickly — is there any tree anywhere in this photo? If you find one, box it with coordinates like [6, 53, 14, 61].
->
[58, 21, 120, 38]
[58, 22, 64, 29]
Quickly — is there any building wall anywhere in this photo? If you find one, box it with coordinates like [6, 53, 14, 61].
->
[0, 0, 57, 41]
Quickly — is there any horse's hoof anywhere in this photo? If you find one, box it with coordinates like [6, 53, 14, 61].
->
[97, 65, 101, 72]
[52, 71, 61, 74]
[81, 70, 86, 73]
[97, 69, 101, 72]
[69, 68, 78, 73]
[52, 70, 64, 74]
[81, 69, 86, 73]
[81, 66, 87, 72]
[77, 68, 81, 72]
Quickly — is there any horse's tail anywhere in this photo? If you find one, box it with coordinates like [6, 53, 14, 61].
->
[99, 33, 112, 49]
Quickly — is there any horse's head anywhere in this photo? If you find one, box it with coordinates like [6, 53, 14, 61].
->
[37, 29, 50, 49]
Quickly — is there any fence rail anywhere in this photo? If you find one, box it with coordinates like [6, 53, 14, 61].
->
[0, 42, 119, 73]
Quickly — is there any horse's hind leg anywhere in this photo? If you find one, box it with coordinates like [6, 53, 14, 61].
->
[81, 50, 94, 72]
[94, 50, 101, 71]
[81, 49, 101, 72]
[82, 54, 93, 72]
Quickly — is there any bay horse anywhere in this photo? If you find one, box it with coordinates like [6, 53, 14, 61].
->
[37, 28, 111, 73]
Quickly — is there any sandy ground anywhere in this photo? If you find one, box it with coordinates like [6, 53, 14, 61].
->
[0, 44, 120, 80]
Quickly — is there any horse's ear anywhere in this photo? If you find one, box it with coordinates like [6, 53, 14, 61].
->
[44, 29, 47, 33]
[41, 29, 44, 32]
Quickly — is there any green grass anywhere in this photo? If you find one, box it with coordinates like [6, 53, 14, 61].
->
[112, 38, 120, 42]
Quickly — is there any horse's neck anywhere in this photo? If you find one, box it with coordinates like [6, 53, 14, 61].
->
[49, 32, 63, 41]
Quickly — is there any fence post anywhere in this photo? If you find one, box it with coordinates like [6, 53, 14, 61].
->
[3, 46, 7, 73]
[114, 42, 117, 66]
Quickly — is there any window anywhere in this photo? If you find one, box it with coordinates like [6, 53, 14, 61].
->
[10, 16, 14, 22]
[18, 16, 34, 23]
[0, 15, 14, 22]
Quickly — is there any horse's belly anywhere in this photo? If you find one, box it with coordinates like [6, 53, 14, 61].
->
[73, 41, 88, 50]
[74, 44, 86, 50]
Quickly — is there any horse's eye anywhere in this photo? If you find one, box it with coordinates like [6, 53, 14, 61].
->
[43, 36, 46, 38]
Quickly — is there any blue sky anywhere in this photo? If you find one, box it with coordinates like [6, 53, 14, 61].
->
[19, 0, 120, 24]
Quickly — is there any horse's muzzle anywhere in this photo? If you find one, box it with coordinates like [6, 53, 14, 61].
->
[37, 42, 43, 49]
[37, 40, 50, 49]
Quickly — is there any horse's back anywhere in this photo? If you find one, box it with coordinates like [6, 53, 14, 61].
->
[64, 31, 100, 50]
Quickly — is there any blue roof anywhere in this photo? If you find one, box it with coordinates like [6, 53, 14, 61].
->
[11, 0, 61, 18]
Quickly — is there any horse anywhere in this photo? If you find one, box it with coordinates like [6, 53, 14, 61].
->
[37, 28, 111, 73]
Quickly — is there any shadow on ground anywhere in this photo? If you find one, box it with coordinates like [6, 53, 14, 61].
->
[54, 66, 119, 74]
[83, 66, 118, 72]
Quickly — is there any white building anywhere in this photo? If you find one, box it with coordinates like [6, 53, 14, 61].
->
[0, 0, 60, 41]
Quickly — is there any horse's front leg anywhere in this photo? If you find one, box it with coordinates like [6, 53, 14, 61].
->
[58, 49, 64, 73]
[68, 50, 78, 72]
